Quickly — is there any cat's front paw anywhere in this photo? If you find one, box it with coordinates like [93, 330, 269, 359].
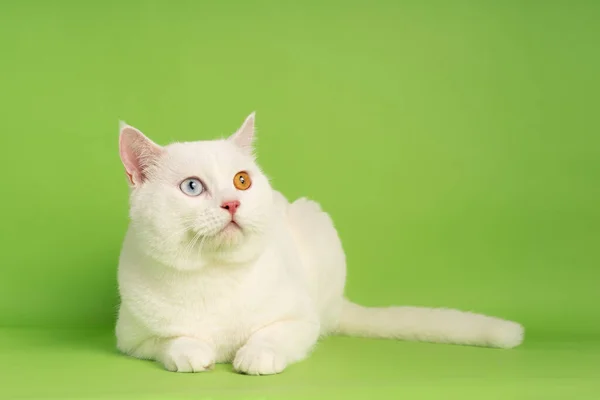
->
[158, 337, 215, 373]
[233, 345, 287, 375]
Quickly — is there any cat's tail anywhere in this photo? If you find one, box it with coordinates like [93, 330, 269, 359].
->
[336, 299, 524, 349]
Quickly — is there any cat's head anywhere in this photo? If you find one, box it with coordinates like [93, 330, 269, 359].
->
[118, 113, 274, 270]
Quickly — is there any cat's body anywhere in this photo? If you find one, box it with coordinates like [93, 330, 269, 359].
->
[116, 113, 524, 375]
[118, 192, 344, 373]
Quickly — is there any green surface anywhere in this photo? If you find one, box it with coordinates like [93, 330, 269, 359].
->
[0, 329, 598, 399]
[0, 0, 598, 399]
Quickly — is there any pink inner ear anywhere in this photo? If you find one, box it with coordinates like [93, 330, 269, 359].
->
[119, 126, 161, 186]
[119, 128, 143, 184]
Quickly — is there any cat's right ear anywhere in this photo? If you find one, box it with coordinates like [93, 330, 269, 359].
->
[119, 121, 163, 186]
[229, 112, 256, 154]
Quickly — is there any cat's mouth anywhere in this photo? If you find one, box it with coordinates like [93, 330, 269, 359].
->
[221, 220, 241, 233]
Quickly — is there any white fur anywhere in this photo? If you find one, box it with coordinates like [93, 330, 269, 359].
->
[115, 114, 524, 375]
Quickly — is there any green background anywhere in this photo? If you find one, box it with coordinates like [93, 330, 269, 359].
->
[1, 0, 598, 398]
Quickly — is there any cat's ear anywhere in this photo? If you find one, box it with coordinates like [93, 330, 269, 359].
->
[119, 121, 163, 186]
[229, 112, 256, 154]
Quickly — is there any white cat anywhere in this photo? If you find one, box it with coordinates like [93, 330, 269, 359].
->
[116, 113, 524, 375]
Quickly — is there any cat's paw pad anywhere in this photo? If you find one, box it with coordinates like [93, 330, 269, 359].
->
[159, 337, 215, 373]
[233, 345, 287, 375]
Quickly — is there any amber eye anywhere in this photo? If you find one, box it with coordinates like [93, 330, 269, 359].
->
[233, 171, 252, 190]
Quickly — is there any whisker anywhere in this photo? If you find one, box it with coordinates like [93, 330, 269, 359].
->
[181, 229, 203, 267]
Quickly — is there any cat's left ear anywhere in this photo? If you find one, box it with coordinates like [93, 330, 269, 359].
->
[119, 121, 163, 186]
[229, 112, 256, 154]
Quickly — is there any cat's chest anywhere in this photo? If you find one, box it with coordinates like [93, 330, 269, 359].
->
[120, 245, 309, 353]
[148, 268, 258, 324]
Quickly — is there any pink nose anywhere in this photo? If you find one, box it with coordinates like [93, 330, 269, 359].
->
[221, 200, 240, 216]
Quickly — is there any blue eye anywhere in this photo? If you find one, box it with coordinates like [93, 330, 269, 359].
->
[180, 178, 204, 197]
